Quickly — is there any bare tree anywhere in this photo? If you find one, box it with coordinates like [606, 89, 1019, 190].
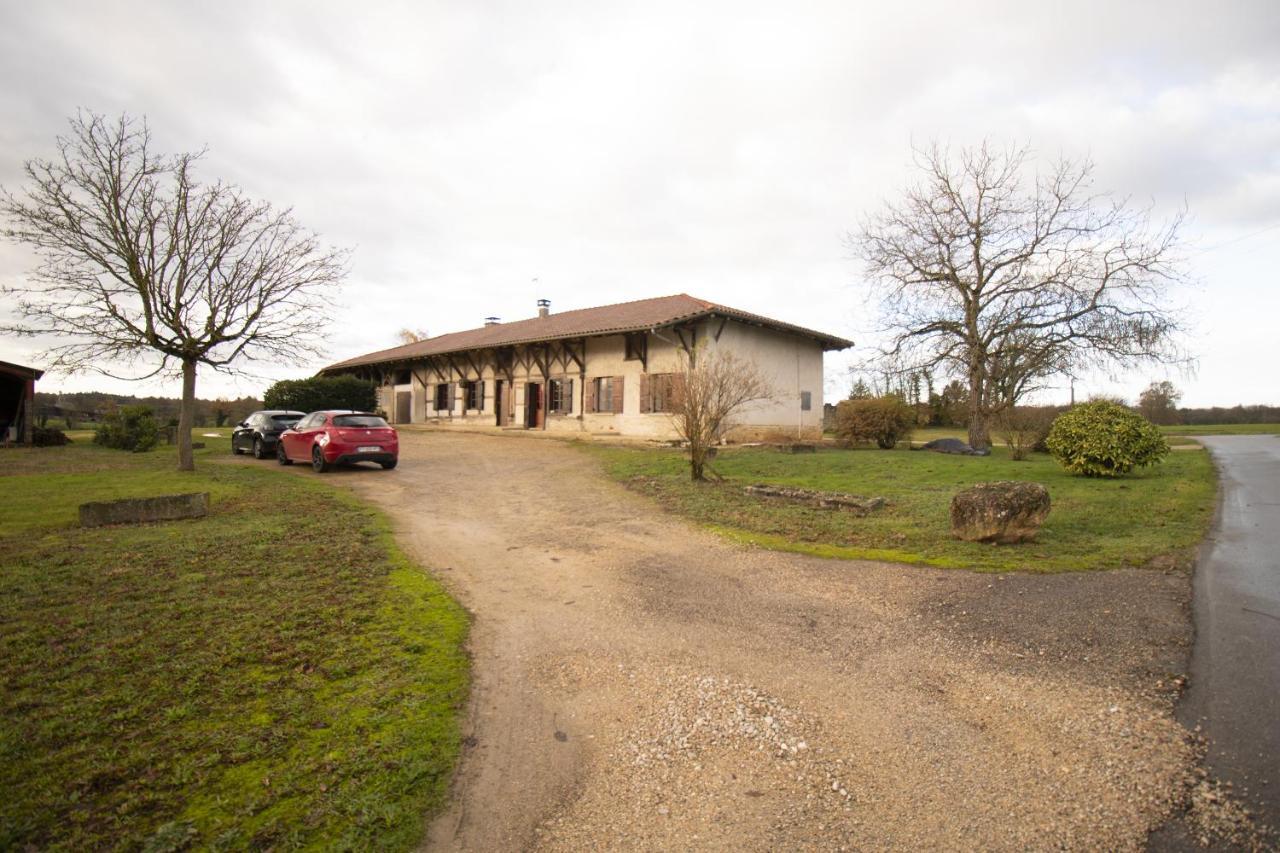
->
[1, 111, 347, 469]
[1137, 380, 1182, 425]
[855, 141, 1188, 449]
[396, 327, 429, 345]
[668, 348, 775, 481]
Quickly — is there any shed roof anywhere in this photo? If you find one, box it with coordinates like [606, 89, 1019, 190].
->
[0, 360, 44, 381]
[321, 294, 852, 373]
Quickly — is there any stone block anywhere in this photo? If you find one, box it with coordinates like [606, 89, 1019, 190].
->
[79, 492, 210, 527]
[950, 481, 1050, 544]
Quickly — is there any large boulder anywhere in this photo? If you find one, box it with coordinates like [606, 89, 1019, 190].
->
[950, 481, 1050, 544]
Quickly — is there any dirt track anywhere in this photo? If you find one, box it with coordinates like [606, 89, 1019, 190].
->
[285, 431, 1200, 850]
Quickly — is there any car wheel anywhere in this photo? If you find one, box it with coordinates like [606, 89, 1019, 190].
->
[277, 442, 293, 466]
[380, 459, 398, 470]
[252, 437, 266, 459]
[312, 445, 329, 473]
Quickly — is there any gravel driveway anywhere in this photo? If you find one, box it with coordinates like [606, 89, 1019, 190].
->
[281, 431, 1203, 850]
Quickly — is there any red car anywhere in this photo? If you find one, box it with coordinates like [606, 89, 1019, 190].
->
[277, 410, 399, 472]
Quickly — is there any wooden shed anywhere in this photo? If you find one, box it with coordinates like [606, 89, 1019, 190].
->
[0, 360, 44, 444]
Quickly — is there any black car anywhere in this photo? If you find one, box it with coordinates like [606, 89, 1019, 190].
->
[232, 410, 306, 459]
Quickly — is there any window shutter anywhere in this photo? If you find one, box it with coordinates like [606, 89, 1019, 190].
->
[449, 382, 456, 413]
[613, 376, 625, 413]
[566, 379, 574, 414]
[639, 374, 651, 414]
[476, 380, 485, 410]
[585, 378, 596, 413]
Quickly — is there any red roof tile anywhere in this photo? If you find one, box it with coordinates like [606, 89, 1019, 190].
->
[321, 294, 852, 372]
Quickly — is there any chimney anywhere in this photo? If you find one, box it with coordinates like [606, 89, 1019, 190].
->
[537, 298, 551, 318]
[484, 316, 500, 326]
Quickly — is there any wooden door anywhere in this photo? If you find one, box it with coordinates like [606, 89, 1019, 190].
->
[395, 391, 411, 424]
[526, 383, 543, 428]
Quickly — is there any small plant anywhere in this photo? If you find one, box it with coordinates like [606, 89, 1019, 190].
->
[1045, 400, 1169, 477]
[94, 405, 160, 452]
[833, 395, 915, 449]
[31, 426, 70, 447]
[995, 406, 1059, 460]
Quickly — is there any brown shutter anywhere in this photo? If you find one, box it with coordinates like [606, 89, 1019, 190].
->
[639, 374, 651, 413]
[584, 378, 596, 413]
[566, 379, 574, 413]
[449, 382, 456, 413]
[613, 376, 625, 413]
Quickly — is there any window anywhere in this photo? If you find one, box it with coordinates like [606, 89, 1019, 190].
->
[800, 391, 812, 411]
[548, 378, 574, 413]
[647, 373, 677, 413]
[586, 376, 623, 413]
[333, 415, 388, 428]
[624, 333, 646, 361]
[464, 380, 483, 411]
[394, 369, 411, 385]
[596, 377, 614, 412]
[434, 383, 450, 411]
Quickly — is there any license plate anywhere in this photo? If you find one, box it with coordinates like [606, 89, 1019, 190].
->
[357, 445, 381, 453]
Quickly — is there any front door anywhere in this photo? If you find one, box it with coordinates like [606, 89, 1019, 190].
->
[526, 382, 543, 429]
[395, 391, 411, 424]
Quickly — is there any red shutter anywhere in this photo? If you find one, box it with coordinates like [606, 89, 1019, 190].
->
[613, 376, 625, 413]
[584, 378, 596, 413]
[639, 374, 651, 413]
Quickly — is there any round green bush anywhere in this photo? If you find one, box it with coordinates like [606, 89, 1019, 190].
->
[1045, 401, 1169, 477]
[833, 395, 915, 449]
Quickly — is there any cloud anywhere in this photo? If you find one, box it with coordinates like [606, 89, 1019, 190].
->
[1, 0, 1277, 406]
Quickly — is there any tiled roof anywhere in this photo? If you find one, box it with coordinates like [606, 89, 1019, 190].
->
[321, 294, 852, 372]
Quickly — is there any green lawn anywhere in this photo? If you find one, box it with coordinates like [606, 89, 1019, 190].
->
[1160, 423, 1280, 436]
[587, 443, 1217, 573]
[0, 437, 468, 850]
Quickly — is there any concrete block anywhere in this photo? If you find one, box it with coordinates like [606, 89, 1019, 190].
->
[79, 492, 210, 527]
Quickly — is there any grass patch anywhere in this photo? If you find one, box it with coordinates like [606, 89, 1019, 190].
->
[0, 439, 468, 850]
[1160, 423, 1280, 436]
[586, 443, 1216, 573]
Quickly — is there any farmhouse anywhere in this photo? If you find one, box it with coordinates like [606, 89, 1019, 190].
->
[320, 294, 852, 440]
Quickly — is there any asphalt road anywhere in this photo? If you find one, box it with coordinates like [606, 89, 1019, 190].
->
[1180, 436, 1280, 833]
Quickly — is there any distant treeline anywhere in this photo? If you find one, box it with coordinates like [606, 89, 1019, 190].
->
[35, 391, 263, 428]
[1176, 405, 1280, 425]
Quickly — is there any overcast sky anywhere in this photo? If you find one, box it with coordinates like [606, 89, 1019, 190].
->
[2, 0, 1277, 407]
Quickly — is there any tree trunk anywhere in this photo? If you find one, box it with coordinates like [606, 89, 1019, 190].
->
[177, 357, 197, 471]
[966, 364, 990, 450]
[689, 443, 705, 481]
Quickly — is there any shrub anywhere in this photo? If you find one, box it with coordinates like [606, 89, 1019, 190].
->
[263, 375, 378, 413]
[31, 426, 70, 447]
[833, 395, 915, 449]
[94, 405, 160, 452]
[995, 406, 1060, 460]
[1045, 400, 1169, 477]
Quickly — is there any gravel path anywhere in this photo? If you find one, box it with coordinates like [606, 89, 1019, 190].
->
[270, 431, 1208, 850]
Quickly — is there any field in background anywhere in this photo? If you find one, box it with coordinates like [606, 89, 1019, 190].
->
[1160, 423, 1280, 436]
[0, 436, 467, 851]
